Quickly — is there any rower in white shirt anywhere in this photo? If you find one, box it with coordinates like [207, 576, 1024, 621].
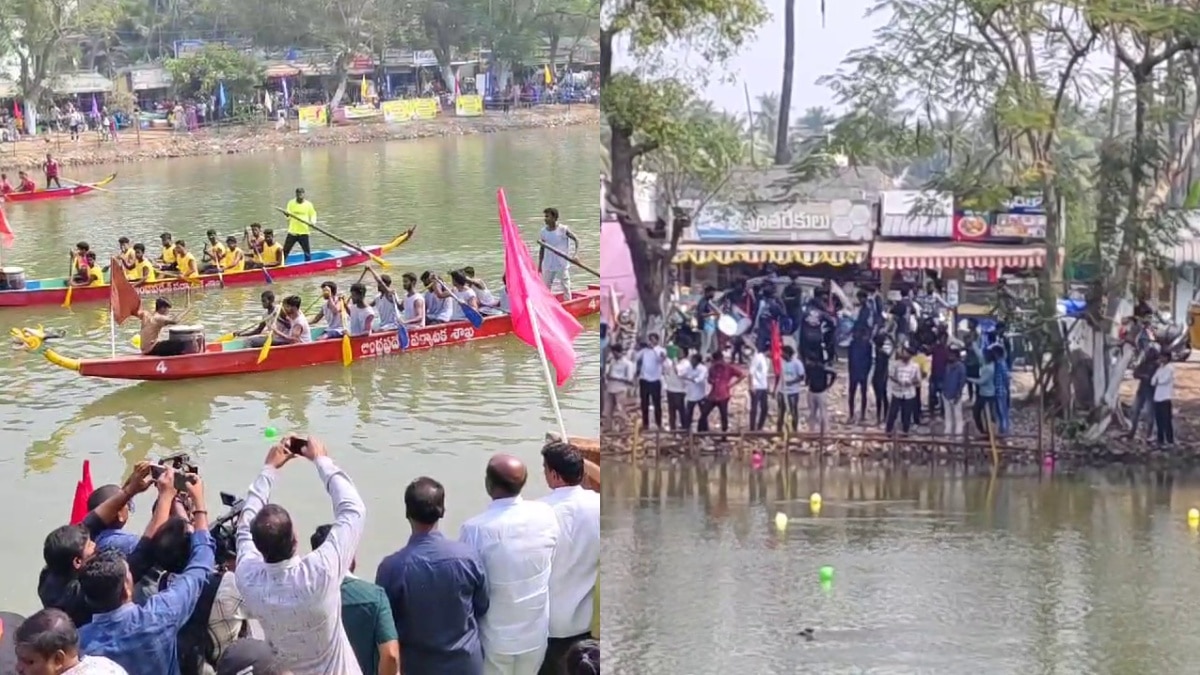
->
[537, 441, 600, 673]
[234, 435, 367, 675]
[460, 455, 560, 675]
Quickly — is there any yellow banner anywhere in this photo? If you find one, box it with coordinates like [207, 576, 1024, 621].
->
[381, 98, 440, 123]
[297, 105, 326, 131]
[343, 105, 381, 121]
[455, 95, 484, 117]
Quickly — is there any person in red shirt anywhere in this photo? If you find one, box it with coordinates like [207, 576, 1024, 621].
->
[0, 173, 12, 194]
[16, 170, 36, 192]
[43, 153, 61, 189]
[699, 351, 744, 433]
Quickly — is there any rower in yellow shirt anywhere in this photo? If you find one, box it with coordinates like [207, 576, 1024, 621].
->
[126, 244, 157, 284]
[220, 235, 246, 273]
[158, 232, 178, 271]
[201, 229, 228, 274]
[259, 229, 285, 268]
[116, 237, 136, 272]
[172, 240, 199, 279]
[284, 187, 316, 262]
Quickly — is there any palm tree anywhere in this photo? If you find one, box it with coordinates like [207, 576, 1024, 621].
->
[775, 1, 825, 164]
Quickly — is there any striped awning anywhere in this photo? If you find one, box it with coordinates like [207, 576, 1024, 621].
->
[1170, 238, 1200, 267]
[870, 242, 1048, 270]
[674, 243, 868, 267]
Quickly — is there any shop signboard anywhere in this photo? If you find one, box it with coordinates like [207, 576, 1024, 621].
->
[686, 198, 874, 243]
[952, 211, 991, 241]
[990, 195, 1046, 239]
[879, 190, 954, 238]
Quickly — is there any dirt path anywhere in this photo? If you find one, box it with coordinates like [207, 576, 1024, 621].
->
[0, 105, 597, 170]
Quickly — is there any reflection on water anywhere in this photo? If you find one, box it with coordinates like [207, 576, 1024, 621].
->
[602, 461, 1200, 673]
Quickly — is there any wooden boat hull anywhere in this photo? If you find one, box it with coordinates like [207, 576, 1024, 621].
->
[62, 286, 600, 381]
[4, 173, 117, 203]
[0, 229, 414, 308]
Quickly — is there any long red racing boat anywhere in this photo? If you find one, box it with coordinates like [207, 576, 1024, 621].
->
[4, 173, 117, 203]
[14, 285, 600, 381]
[0, 228, 415, 308]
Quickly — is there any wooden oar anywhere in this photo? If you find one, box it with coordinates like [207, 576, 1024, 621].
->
[437, 279, 483, 329]
[366, 266, 408, 349]
[272, 206, 389, 268]
[256, 306, 284, 364]
[538, 241, 598, 277]
[337, 299, 353, 367]
[62, 177, 113, 194]
[61, 254, 77, 308]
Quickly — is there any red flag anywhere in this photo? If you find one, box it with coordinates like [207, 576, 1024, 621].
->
[69, 460, 94, 525]
[12, 100, 21, 121]
[770, 322, 783, 376]
[109, 257, 140, 324]
[498, 188, 583, 385]
[0, 207, 12, 248]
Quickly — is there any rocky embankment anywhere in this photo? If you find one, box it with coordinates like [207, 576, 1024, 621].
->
[0, 105, 598, 170]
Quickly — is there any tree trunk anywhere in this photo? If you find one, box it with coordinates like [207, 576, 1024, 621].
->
[329, 54, 351, 110]
[773, 0, 795, 165]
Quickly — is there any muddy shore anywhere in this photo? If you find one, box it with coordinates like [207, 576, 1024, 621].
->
[0, 105, 598, 170]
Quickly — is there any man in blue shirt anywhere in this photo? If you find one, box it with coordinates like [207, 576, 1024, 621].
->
[376, 476, 489, 675]
[78, 471, 216, 675]
[85, 484, 141, 555]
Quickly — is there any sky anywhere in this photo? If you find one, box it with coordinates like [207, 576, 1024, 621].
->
[695, 0, 883, 112]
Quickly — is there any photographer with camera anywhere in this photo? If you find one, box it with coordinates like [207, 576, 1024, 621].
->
[132, 467, 259, 675]
[234, 434, 366, 675]
[82, 462, 181, 565]
[77, 469, 216, 675]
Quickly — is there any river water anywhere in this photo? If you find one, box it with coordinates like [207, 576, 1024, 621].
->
[602, 460, 1200, 673]
[0, 127, 599, 612]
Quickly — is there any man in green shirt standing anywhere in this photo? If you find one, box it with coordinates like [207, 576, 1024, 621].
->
[311, 524, 400, 675]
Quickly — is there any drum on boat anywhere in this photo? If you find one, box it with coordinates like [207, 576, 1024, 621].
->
[0, 267, 25, 291]
[166, 325, 206, 355]
[717, 314, 739, 337]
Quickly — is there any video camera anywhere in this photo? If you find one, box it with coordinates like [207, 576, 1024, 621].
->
[211, 491, 245, 567]
[150, 452, 199, 492]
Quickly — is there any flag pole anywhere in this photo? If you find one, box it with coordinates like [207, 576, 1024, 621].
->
[526, 297, 569, 440]
[109, 308, 116, 356]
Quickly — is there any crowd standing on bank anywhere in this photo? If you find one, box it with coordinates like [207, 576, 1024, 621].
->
[23, 435, 600, 675]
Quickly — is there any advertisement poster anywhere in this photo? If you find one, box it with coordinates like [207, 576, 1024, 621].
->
[952, 211, 991, 241]
[381, 98, 439, 123]
[455, 95, 484, 117]
[297, 105, 326, 132]
[991, 195, 1047, 238]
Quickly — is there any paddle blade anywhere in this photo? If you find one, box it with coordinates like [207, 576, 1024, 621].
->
[397, 324, 410, 350]
[371, 254, 390, 268]
[262, 266, 273, 284]
[131, 335, 141, 348]
[341, 333, 352, 366]
[61, 286, 73, 308]
[256, 333, 273, 364]
[215, 333, 236, 343]
[464, 304, 484, 329]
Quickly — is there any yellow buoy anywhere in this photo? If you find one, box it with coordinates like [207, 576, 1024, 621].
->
[810, 492, 822, 512]
[774, 512, 788, 530]
[1188, 508, 1199, 526]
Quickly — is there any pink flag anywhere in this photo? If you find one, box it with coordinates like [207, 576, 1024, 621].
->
[498, 188, 583, 385]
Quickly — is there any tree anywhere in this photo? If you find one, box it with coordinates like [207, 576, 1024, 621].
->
[602, 0, 768, 329]
[816, 0, 1200, 437]
[164, 43, 262, 101]
[417, 0, 481, 89]
[0, 0, 122, 105]
[773, 0, 794, 165]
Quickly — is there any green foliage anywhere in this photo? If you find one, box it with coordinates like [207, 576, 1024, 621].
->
[606, 0, 768, 67]
[164, 44, 263, 99]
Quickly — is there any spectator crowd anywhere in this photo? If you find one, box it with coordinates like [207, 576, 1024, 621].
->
[18, 434, 600, 675]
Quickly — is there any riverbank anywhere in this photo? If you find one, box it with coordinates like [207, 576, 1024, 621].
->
[0, 105, 598, 170]
[600, 354, 1200, 466]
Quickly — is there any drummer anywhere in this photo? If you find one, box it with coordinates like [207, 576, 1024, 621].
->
[138, 298, 180, 356]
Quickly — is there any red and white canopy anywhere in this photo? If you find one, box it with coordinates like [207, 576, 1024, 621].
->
[870, 242, 1050, 270]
